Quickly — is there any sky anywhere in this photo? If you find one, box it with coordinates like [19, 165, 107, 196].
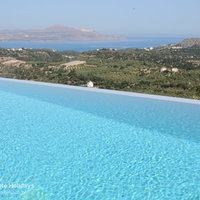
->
[0, 0, 200, 37]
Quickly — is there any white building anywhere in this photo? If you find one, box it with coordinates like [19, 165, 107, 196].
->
[87, 81, 94, 88]
[172, 68, 179, 72]
[160, 67, 168, 72]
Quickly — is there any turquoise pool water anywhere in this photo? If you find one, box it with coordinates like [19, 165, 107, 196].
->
[0, 78, 200, 200]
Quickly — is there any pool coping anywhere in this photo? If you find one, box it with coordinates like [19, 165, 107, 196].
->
[0, 77, 200, 105]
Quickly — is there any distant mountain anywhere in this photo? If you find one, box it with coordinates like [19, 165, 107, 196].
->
[0, 25, 124, 41]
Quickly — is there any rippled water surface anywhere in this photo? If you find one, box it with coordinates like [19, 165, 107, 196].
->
[0, 79, 200, 200]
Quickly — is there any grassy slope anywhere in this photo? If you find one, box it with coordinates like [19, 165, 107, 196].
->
[0, 48, 200, 99]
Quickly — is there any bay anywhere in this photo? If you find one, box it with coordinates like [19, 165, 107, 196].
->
[0, 37, 185, 52]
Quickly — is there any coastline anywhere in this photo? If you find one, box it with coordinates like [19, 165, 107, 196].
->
[0, 37, 184, 51]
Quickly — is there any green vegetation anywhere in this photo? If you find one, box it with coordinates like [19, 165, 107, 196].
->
[0, 47, 200, 99]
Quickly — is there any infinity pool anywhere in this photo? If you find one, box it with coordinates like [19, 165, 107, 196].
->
[0, 78, 200, 200]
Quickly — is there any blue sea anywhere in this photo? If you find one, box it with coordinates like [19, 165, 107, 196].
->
[0, 37, 185, 51]
[0, 78, 200, 200]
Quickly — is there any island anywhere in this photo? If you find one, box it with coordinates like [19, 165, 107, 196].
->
[0, 25, 124, 41]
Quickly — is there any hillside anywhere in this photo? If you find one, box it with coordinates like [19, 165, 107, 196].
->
[0, 25, 124, 41]
[0, 46, 200, 99]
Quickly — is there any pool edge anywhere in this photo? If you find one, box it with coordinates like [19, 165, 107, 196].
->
[0, 77, 200, 105]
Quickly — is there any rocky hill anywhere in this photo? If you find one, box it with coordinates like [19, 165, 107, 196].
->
[154, 38, 200, 50]
[178, 38, 200, 48]
[0, 25, 124, 41]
